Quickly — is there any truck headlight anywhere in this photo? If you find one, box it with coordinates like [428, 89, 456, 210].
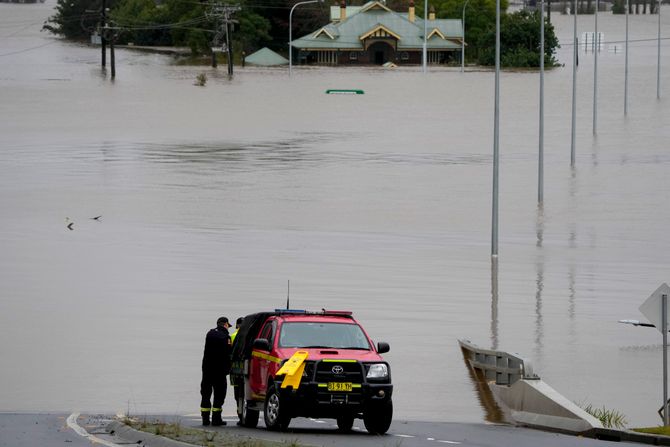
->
[366, 363, 388, 379]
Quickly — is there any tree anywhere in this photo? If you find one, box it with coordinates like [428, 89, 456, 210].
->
[477, 10, 559, 67]
[43, 0, 117, 40]
[431, 0, 508, 63]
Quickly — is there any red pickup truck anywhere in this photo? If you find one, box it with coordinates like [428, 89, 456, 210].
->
[230, 310, 393, 434]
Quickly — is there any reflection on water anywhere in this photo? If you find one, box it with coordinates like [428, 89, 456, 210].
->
[1, 0, 670, 427]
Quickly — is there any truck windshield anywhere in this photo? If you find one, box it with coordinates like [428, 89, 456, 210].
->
[278, 322, 371, 350]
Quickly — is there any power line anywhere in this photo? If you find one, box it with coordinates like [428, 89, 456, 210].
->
[0, 40, 56, 57]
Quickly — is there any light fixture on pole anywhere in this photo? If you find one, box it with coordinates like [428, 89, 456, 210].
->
[289, 0, 323, 77]
[461, 0, 471, 73]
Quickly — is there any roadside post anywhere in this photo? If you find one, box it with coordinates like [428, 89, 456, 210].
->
[637, 283, 670, 425]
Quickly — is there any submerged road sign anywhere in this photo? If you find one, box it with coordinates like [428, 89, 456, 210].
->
[639, 283, 670, 334]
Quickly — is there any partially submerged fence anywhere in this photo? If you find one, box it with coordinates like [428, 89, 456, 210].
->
[458, 339, 538, 385]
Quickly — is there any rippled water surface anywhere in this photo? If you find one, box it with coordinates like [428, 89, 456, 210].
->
[1, 1, 669, 426]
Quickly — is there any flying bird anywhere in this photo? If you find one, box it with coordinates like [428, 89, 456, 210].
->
[90, 215, 102, 221]
[66, 217, 74, 231]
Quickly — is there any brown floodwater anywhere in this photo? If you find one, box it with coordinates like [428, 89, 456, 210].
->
[1, 0, 669, 426]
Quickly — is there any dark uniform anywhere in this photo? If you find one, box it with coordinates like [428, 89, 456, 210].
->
[200, 317, 232, 426]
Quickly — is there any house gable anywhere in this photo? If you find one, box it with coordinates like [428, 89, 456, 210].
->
[360, 1, 393, 13]
[313, 27, 337, 39]
[359, 24, 402, 41]
[427, 28, 446, 40]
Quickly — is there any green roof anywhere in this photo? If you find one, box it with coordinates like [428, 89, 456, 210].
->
[245, 47, 289, 66]
[292, 1, 463, 51]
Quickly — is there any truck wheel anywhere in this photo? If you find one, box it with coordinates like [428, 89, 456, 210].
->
[237, 396, 259, 428]
[363, 400, 392, 435]
[263, 384, 290, 431]
[336, 415, 354, 432]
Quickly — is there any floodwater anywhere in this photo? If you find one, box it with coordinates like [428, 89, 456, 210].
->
[1, 0, 669, 427]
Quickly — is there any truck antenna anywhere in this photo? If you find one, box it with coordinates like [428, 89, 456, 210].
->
[286, 280, 290, 309]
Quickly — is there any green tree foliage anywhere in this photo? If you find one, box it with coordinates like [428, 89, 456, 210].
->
[43, 0, 117, 40]
[431, 0, 507, 62]
[236, 9, 272, 52]
[109, 0, 271, 54]
[110, 0, 172, 46]
[477, 10, 559, 67]
[249, 0, 328, 53]
[611, 0, 625, 13]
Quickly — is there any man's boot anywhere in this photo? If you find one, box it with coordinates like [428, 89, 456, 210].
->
[201, 410, 210, 426]
[211, 410, 226, 426]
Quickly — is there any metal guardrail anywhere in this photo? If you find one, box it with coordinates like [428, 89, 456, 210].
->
[459, 339, 538, 385]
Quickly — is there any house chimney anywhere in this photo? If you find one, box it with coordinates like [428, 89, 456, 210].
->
[340, 0, 346, 21]
[408, 0, 415, 22]
[428, 5, 435, 20]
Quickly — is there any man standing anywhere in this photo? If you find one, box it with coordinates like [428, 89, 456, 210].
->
[200, 316, 232, 426]
[230, 317, 244, 344]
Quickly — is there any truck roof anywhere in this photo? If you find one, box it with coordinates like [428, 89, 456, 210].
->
[230, 310, 358, 361]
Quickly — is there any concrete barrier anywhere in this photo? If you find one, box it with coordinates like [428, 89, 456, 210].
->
[459, 339, 603, 434]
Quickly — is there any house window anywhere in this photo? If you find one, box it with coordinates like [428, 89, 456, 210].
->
[349, 52, 358, 60]
[400, 52, 409, 61]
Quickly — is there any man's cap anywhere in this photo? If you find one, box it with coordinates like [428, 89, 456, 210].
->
[217, 316, 229, 326]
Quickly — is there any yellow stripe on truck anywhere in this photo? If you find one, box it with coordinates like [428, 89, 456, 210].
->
[251, 350, 282, 364]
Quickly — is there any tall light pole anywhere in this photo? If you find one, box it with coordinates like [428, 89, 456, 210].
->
[289, 0, 322, 77]
[570, 0, 577, 167]
[657, 0, 662, 99]
[624, 0, 629, 115]
[491, 0, 500, 257]
[593, 0, 599, 135]
[538, 0, 544, 204]
[461, 0, 471, 73]
[423, 0, 428, 73]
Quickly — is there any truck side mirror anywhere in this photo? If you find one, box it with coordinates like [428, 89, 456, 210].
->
[253, 338, 270, 351]
[377, 342, 390, 354]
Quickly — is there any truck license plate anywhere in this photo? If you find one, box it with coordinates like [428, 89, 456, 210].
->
[327, 382, 352, 392]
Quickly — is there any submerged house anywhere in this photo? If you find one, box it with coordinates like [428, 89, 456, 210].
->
[290, 0, 463, 66]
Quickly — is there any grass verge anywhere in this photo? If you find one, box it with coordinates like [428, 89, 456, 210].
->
[633, 426, 670, 436]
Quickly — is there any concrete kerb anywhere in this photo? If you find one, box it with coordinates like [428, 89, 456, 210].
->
[107, 420, 199, 447]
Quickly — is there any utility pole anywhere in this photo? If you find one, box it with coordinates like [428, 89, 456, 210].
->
[101, 0, 107, 68]
[208, 3, 240, 75]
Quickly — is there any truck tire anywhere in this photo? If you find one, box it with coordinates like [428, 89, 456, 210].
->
[336, 415, 354, 432]
[263, 383, 291, 431]
[237, 396, 259, 428]
[363, 400, 392, 435]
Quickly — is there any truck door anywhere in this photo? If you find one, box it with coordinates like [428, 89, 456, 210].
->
[250, 320, 277, 398]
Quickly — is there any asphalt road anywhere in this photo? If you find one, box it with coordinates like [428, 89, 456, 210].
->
[0, 413, 647, 447]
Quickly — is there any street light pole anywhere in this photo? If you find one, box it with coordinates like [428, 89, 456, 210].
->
[593, 0, 599, 135]
[423, 0, 428, 73]
[491, 0, 500, 257]
[657, 0, 662, 99]
[570, 0, 577, 167]
[624, 0, 629, 115]
[289, 0, 322, 77]
[538, 0, 544, 204]
[461, 0, 471, 73]
[663, 294, 668, 426]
